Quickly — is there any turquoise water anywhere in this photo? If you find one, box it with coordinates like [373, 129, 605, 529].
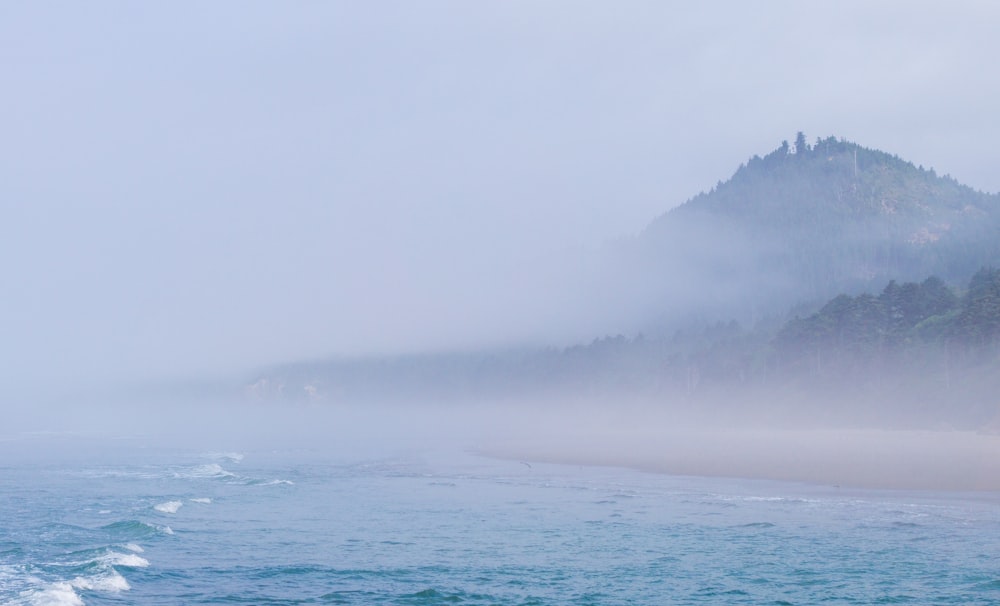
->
[2, 436, 1000, 605]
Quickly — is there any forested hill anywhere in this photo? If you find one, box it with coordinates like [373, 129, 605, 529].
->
[241, 136, 1000, 429]
[630, 135, 1000, 326]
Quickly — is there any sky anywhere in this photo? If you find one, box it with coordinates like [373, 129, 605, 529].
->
[2, 1, 999, 392]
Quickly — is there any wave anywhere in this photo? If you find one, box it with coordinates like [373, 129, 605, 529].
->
[17, 546, 142, 606]
[256, 479, 294, 486]
[205, 451, 245, 463]
[174, 463, 237, 480]
[190, 497, 212, 504]
[173, 463, 287, 485]
[51, 547, 147, 570]
[162, 462, 293, 487]
[78, 458, 243, 483]
[69, 569, 131, 592]
[103, 551, 149, 568]
[25, 581, 84, 606]
[101, 520, 172, 539]
[153, 500, 183, 514]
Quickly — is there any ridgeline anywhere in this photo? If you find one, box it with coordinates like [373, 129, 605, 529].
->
[629, 134, 1000, 325]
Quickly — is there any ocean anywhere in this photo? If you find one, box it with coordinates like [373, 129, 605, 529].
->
[2, 433, 1000, 605]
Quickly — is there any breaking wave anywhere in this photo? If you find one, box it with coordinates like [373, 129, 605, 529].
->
[154, 500, 183, 514]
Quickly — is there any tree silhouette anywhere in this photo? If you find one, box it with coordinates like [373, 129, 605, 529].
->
[794, 131, 809, 155]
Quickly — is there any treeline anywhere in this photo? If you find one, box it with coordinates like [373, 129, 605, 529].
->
[774, 268, 1000, 374]
[248, 269, 1000, 428]
[631, 268, 1000, 397]
[251, 269, 1000, 396]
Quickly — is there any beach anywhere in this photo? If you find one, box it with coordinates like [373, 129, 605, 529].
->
[479, 408, 1000, 492]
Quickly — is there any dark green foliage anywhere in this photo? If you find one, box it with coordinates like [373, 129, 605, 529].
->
[953, 267, 1000, 346]
[772, 269, 1000, 373]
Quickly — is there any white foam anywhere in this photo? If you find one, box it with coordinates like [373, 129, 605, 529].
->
[161, 525, 174, 535]
[71, 569, 130, 592]
[190, 497, 212, 504]
[123, 543, 144, 553]
[186, 463, 236, 479]
[97, 510, 111, 515]
[105, 552, 149, 568]
[262, 479, 294, 486]
[0, 565, 22, 591]
[28, 582, 84, 606]
[154, 500, 183, 514]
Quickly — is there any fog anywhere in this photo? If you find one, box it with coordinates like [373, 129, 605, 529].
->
[4, 3, 1000, 490]
[7, 388, 1000, 492]
[4, 2, 1000, 390]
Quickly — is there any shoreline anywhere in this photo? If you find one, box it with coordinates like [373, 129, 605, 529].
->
[481, 426, 1000, 492]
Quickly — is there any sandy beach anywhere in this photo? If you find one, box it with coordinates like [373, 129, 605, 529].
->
[481, 417, 1000, 492]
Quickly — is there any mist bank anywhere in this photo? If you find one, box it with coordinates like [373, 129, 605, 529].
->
[7, 389, 1000, 493]
[18, 136, 1000, 491]
[242, 268, 1000, 435]
[243, 137, 1000, 417]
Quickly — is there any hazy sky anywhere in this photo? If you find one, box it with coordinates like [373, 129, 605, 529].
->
[2, 1, 998, 390]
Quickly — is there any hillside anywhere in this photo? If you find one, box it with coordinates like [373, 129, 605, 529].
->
[627, 135, 1000, 328]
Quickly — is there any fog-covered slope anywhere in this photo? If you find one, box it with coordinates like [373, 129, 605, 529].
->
[624, 135, 1000, 329]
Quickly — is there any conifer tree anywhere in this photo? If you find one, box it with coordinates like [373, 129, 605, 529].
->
[794, 131, 808, 155]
